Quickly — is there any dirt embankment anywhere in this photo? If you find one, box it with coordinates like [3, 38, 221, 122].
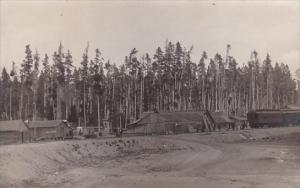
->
[0, 127, 300, 188]
[0, 137, 190, 187]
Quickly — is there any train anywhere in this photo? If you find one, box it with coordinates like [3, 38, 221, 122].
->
[247, 109, 300, 128]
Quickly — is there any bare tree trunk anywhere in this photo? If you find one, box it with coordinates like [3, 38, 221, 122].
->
[134, 78, 137, 120]
[19, 84, 24, 119]
[83, 80, 86, 128]
[202, 76, 205, 109]
[9, 86, 12, 120]
[252, 69, 255, 110]
[173, 74, 176, 111]
[270, 81, 273, 108]
[112, 78, 115, 115]
[26, 94, 29, 120]
[178, 82, 182, 110]
[266, 77, 269, 108]
[51, 79, 55, 120]
[43, 81, 47, 120]
[33, 88, 37, 121]
[238, 88, 241, 116]
[56, 85, 62, 120]
[256, 86, 259, 109]
[140, 76, 143, 117]
[65, 101, 68, 121]
[125, 84, 130, 129]
[189, 79, 192, 110]
[97, 95, 101, 132]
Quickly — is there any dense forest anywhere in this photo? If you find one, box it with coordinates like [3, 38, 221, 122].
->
[0, 41, 297, 129]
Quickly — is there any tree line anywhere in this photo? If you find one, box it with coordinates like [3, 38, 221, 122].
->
[0, 41, 297, 129]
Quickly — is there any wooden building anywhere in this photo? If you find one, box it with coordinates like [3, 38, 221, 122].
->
[0, 120, 29, 145]
[27, 120, 73, 140]
[209, 111, 235, 130]
[229, 115, 248, 129]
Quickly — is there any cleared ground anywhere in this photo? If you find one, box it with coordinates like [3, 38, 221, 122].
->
[0, 127, 300, 188]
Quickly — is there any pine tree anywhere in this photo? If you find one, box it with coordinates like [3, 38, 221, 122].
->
[199, 51, 207, 110]
[52, 42, 66, 120]
[1, 68, 10, 119]
[20, 45, 34, 120]
[80, 43, 89, 127]
[90, 49, 105, 131]
[65, 50, 73, 120]
[32, 50, 40, 120]
[262, 54, 273, 108]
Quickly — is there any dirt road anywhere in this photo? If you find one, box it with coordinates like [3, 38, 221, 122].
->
[0, 127, 300, 188]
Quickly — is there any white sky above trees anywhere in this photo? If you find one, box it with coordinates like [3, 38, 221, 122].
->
[0, 0, 299, 74]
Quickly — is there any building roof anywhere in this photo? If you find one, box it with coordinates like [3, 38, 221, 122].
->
[0, 120, 28, 132]
[229, 115, 247, 121]
[286, 105, 300, 110]
[158, 111, 205, 122]
[210, 111, 234, 124]
[27, 120, 65, 128]
[248, 109, 300, 114]
[128, 112, 152, 126]
[127, 111, 205, 129]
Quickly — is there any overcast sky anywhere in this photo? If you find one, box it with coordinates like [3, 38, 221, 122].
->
[0, 0, 299, 74]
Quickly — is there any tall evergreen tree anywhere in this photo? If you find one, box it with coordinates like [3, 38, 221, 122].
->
[20, 45, 34, 120]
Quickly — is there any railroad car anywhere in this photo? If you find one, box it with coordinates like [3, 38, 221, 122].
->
[247, 110, 300, 128]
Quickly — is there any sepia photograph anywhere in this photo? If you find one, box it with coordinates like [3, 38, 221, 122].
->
[0, 0, 299, 187]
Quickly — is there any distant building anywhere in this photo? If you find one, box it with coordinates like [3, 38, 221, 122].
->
[209, 111, 235, 130]
[126, 110, 236, 134]
[0, 120, 29, 145]
[26, 120, 73, 140]
[229, 115, 248, 129]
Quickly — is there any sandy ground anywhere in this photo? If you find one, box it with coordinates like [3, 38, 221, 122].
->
[0, 127, 300, 188]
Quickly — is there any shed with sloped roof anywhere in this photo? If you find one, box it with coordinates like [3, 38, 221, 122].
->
[0, 120, 29, 144]
[27, 120, 73, 140]
[209, 111, 235, 130]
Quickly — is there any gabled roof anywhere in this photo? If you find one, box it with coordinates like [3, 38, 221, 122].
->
[128, 112, 152, 125]
[27, 120, 65, 128]
[210, 111, 233, 124]
[127, 111, 205, 129]
[0, 120, 28, 132]
[229, 115, 247, 121]
[158, 111, 205, 122]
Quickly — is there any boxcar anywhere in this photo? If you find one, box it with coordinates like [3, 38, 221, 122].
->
[247, 110, 300, 128]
